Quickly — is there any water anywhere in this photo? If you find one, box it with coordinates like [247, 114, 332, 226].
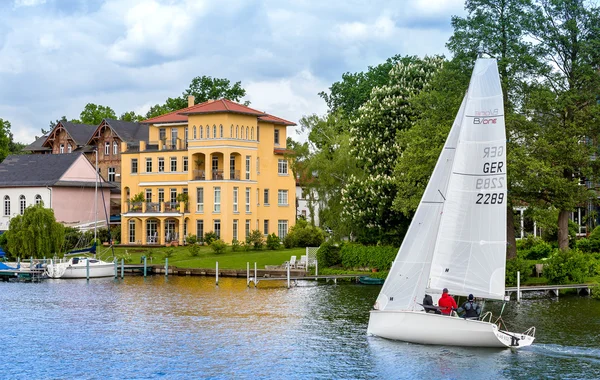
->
[1, 277, 599, 379]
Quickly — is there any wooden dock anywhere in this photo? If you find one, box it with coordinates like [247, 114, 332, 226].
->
[506, 284, 593, 298]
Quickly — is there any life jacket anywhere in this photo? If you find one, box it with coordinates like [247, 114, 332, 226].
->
[462, 301, 480, 318]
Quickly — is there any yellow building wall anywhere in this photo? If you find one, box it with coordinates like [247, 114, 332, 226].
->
[120, 113, 295, 246]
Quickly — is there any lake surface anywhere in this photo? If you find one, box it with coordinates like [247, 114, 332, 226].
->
[1, 276, 598, 379]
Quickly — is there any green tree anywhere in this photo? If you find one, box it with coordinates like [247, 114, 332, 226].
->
[120, 111, 145, 122]
[319, 54, 404, 118]
[521, 0, 600, 250]
[341, 55, 444, 244]
[145, 76, 248, 119]
[5, 203, 65, 258]
[0, 119, 15, 162]
[80, 103, 117, 125]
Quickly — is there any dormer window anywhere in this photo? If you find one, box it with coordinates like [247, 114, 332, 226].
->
[67, 145, 72, 153]
[60, 144, 64, 153]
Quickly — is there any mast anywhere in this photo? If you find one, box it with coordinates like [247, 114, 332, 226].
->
[94, 148, 98, 243]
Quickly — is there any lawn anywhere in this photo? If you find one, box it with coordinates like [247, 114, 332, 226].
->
[96, 244, 306, 270]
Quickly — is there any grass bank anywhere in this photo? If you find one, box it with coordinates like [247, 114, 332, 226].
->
[96, 245, 306, 270]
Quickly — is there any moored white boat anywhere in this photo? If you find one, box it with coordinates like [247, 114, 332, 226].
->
[45, 257, 114, 279]
[367, 58, 535, 348]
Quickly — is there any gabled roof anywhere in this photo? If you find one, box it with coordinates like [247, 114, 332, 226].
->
[258, 114, 296, 126]
[23, 133, 51, 152]
[141, 98, 295, 126]
[179, 99, 266, 117]
[0, 153, 91, 187]
[61, 122, 97, 146]
[88, 119, 149, 145]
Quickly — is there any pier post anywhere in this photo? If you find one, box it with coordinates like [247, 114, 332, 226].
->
[114, 259, 117, 279]
[247, 262, 250, 287]
[254, 262, 257, 288]
[121, 258, 124, 279]
[517, 271, 521, 303]
[216, 262, 219, 286]
[165, 258, 168, 277]
[143, 256, 147, 277]
[30, 256, 33, 269]
[287, 261, 290, 289]
[86, 258, 90, 281]
[315, 260, 318, 278]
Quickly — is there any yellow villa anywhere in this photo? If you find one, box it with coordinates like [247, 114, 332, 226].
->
[120, 98, 297, 245]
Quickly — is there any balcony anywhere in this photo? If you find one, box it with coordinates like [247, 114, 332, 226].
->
[193, 170, 206, 180]
[126, 201, 188, 214]
[212, 170, 224, 180]
[230, 169, 240, 180]
[146, 202, 160, 213]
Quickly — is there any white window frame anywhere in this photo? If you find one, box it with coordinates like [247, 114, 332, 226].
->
[35, 194, 42, 205]
[245, 219, 251, 237]
[67, 145, 72, 153]
[183, 157, 188, 172]
[158, 157, 165, 172]
[196, 220, 204, 242]
[170, 157, 177, 172]
[145, 189, 152, 203]
[274, 129, 280, 145]
[131, 158, 138, 173]
[214, 187, 221, 213]
[113, 141, 118, 155]
[278, 220, 288, 239]
[245, 155, 250, 180]
[264, 220, 269, 235]
[233, 187, 238, 213]
[105, 142, 110, 155]
[3, 196, 10, 216]
[278, 159, 288, 175]
[233, 219, 238, 241]
[108, 167, 116, 182]
[214, 219, 221, 239]
[245, 187, 251, 213]
[278, 190, 288, 206]
[129, 220, 136, 243]
[60, 144, 64, 154]
[264, 189, 269, 205]
[19, 195, 26, 215]
[196, 187, 204, 213]
[146, 158, 152, 173]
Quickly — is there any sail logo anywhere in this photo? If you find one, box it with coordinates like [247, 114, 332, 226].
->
[474, 109, 499, 116]
[473, 117, 497, 125]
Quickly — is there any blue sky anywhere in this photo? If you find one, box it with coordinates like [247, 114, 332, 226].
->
[0, 0, 465, 144]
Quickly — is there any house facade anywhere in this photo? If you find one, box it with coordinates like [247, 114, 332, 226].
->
[120, 98, 297, 245]
[0, 154, 111, 232]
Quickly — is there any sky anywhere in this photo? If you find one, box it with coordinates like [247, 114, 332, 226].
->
[0, 0, 466, 145]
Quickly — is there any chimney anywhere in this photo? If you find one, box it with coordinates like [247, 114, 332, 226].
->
[188, 95, 195, 107]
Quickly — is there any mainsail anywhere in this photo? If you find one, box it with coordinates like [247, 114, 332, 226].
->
[374, 58, 507, 311]
[427, 59, 507, 300]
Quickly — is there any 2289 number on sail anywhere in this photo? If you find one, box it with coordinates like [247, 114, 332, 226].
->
[475, 193, 504, 204]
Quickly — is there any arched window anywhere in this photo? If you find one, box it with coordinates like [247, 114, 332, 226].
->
[246, 126, 249, 140]
[236, 126, 239, 139]
[113, 141, 118, 155]
[193, 126, 197, 139]
[230, 125, 233, 138]
[251, 127, 254, 140]
[35, 194, 42, 205]
[67, 145, 72, 153]
[105, 142, 110, 155]
[206, 126, 210, 139]
[220, 124, 223, 138]
[3, 196, 9, 216]
[241, 127, 245, 140]
[19, 195, 26, 215]
[213, 125, 217, 138]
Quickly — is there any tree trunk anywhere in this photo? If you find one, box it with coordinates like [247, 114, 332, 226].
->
[506, 205, 517, 259]
[558, 209, 570, 250]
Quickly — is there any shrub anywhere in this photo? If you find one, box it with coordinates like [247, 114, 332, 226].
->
[163, 248, 175, 260]
[266, 233, 280, 250]
[247, 230, 264, 250]
[110, 225, 121, 243]
[204, 231, 218, 245]
[118, 251, 132, 264]
[283, 219, 325, 248]
[210, 239, 227, 254]
[505, 256, 534, 286]
[186, 234, 197, 245]
[544, 249, 589, 284]
[526, 240, 553, 260]
[231, 239, 241, 252]
[188, 244, 200, 257]
[316, 241, 341, 268]
[340, 243, 397, 271]
[591, 284, 600, 300]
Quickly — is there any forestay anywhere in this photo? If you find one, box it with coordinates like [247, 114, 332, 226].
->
[427, 59, 507, 300]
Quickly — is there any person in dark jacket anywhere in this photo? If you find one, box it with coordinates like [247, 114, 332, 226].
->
[438, 288, 457, 315]
[457, 294, 481, 319]
[422, 294, 440, 314]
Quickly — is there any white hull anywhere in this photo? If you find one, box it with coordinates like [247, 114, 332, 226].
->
[46, 258, 114, 279]
[367, 310, 534, 349]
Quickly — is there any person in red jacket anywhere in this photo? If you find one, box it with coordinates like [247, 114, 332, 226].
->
[438, 288, 457, 315]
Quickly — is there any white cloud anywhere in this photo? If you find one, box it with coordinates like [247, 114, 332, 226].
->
[13, 0, 46, 8]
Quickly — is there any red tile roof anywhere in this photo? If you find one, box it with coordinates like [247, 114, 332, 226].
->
[142, 99, 296, 126]
[258, 114, 296, 126]
[179, 99, 266, 116]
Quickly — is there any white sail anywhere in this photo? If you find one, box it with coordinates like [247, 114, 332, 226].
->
[426, 59, 507, 300]
[374, 95, 466, 311]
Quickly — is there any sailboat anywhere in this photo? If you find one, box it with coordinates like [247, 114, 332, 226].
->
[367, 58, 535, 348]
[45, 150, 115, 279]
